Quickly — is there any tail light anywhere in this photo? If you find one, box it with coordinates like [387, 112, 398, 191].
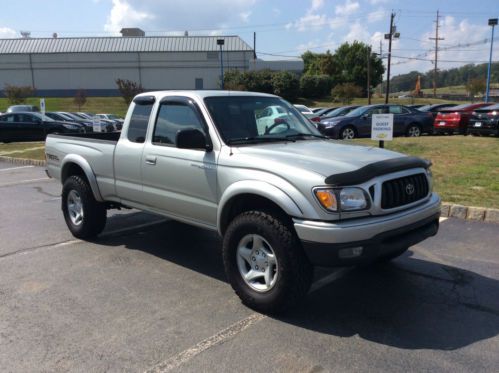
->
[311, 116, 321, 122]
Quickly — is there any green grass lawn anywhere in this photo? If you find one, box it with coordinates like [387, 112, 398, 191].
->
[1, 136, 497, 208]
[296, 95, 465, 108]
[352, 136, 499, 208]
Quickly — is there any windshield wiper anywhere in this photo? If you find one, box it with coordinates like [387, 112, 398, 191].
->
[285, 133, 328, 140]
[226, 136, 296, 145]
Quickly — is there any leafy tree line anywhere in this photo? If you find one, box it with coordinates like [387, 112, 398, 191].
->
[388, 62, 499, 93]
[224, 41, 384, 101]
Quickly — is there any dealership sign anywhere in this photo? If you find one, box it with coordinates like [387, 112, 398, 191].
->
[371, 114, 393, 141]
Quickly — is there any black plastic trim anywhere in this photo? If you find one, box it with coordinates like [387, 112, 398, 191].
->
[301, 212, 440, 267]
[325, 156, 431, 186]
[133, 95, 156, 105]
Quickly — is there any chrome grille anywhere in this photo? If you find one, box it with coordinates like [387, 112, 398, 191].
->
[381, 173, 429, 209]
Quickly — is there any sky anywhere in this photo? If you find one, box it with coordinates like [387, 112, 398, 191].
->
[1, 0, 498, 76]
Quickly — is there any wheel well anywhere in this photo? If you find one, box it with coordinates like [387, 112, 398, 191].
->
[61, 162, 88, 184]
[220, 194, 291, 235]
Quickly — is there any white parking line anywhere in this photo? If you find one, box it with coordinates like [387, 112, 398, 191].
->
[0, 177, 50, 188]
[144, 313, 266, 373]
[0, 165, 35, 172]
[145, 267, 352, 373]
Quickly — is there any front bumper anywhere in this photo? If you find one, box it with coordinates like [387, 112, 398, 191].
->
[294, 193, 441, 266]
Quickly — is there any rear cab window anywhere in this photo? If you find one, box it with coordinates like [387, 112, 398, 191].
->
[127, 96, 155, 143]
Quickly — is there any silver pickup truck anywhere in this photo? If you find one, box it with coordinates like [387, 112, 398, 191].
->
[45, 90, 440, 313]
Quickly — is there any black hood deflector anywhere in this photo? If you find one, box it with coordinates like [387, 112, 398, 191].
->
[325, 156, 431, 186]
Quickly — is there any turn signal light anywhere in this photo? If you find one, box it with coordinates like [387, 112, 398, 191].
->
[315, 189, 338, 211]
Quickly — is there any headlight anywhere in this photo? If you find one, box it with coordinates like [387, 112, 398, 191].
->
[339, 188, 368, 211]
[314, 187, 368, 212]
[321, 121, 339, 128]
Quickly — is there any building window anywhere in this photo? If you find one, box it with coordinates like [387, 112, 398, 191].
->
[195, 78, 204, 90]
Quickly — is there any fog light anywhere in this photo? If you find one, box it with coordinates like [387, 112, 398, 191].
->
[338, 246, 363, 258]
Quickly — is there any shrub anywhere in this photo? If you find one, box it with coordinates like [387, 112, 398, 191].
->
[272, 71, 300, 101]
[331, 83, 363, 104]
[4, 84, 35, 105]
[300, 74, 333, 98]
[73, 89, 87, 110]
[116, 79, 144, 105]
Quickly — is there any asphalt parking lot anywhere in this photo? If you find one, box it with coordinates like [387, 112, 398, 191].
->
[0, 161, 498, 372]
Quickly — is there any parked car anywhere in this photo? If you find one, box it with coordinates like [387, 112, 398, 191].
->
[96, 113, 124, 130]
[320, 105, 360, 121]
[71, 112, 115, 132]
[407, 104, 425, 109]
[45, 90, 440, 313]
[434, 103, 491, 135]
[0, 112, 83, 142]
[467, 103, 499, 137]
[54, 112, 95, 132]
[7, 105, 40, 113]
[318, 104, 434, 139]
[417, 103, 457, 119]
[311, 107, 325, 113]
[44, 112, 93, 133]
[293, 104, 320, 122]
[314, 107, 340, 117]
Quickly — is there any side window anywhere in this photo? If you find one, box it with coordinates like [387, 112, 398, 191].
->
[153, 103, 205, 146]
[389, 106, 403, 114]
[401, 106, 411, 114]
[127, 103, 153, 143]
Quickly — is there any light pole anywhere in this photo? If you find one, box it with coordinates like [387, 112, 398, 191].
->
[217, 39, 225, 90]
[384, 12, 400, 105]
[485, 18, 497, 102]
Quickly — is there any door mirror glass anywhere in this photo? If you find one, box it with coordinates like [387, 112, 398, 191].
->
[176, 128, 211, 151]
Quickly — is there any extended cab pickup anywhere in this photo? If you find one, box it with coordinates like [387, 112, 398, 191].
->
[45, 91, 441, 313]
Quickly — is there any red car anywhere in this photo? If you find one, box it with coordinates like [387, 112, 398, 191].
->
[434, 103, 491, 135]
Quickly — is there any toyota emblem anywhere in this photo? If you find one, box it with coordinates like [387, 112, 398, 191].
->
[405, 183, 415, 195]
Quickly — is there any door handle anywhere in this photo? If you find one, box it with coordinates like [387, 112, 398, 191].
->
[145, 156, 157, 165]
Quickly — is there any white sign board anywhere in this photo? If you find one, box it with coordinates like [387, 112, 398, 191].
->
[93, 117, 102, 132]
[40, 98, 45, 117]
[371, 113, 394, 141]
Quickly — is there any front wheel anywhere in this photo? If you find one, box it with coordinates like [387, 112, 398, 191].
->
[406, 124, 421, 137]
[223, 211, 313, 314]
[62, 175, 107, 239]
[340, 126, 356, 140]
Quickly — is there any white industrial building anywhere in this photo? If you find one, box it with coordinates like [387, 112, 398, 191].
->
[0, 29, 304, 97]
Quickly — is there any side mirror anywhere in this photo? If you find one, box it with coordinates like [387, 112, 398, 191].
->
[361, 114, 369, 119]
[176, 128, 212, 151]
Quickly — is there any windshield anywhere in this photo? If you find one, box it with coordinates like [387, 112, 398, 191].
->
[345, 106, 369, 117]
[204, 96, 322, 144]
[418, 105, 431, 111]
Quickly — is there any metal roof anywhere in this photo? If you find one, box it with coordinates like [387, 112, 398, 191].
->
[0, 36, 253, 54]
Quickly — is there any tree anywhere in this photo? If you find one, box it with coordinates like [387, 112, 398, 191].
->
[302, 51, 339, 77]
[300, 75, 333, 98]
[334, 41, 384, 95]
[271, 71, 300, 101]
[3, 84, 35, 105]
[73, 89, 87, 110]
[466, 78, 486, 101]
[115, 79, 144, 105]
[331, 83, 363, 104]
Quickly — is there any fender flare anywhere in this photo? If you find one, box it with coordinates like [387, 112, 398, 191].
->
[217, 180, 304, 235]
[61, 154, 104, 202]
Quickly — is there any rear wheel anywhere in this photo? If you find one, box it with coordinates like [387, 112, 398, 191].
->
[62, 175, 107, 239]
[340, 126, 356, 140]
[223, 211, 313, 314]
[406, 124, 421, 137]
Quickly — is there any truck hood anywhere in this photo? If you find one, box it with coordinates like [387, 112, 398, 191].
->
[233, 139, 403, 179]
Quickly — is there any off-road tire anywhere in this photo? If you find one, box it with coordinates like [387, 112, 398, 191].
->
[62, 175, 107, 239]
[223, 211, 313, 314]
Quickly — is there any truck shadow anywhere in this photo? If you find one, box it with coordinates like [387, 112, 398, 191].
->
[98, 217, 499, 351]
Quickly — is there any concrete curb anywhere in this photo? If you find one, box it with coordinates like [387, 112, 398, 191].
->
[441, 202, 499, 224]
[0, 155, 497, 224]
[0, 155, 46, 167]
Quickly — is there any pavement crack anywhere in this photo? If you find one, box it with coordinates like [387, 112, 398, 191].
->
[0, 239, 81, 260]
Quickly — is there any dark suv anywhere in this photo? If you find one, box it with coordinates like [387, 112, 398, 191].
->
[317, 104, 434, 139]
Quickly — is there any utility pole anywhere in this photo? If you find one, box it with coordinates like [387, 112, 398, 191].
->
[384, 12, 397, 105]
[253, 32, 257, 59]
[429, 10, 444, 98]
[379, 40, 383, 96]
[367, 45, 372, 104]
[485, 18, 498, 102]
